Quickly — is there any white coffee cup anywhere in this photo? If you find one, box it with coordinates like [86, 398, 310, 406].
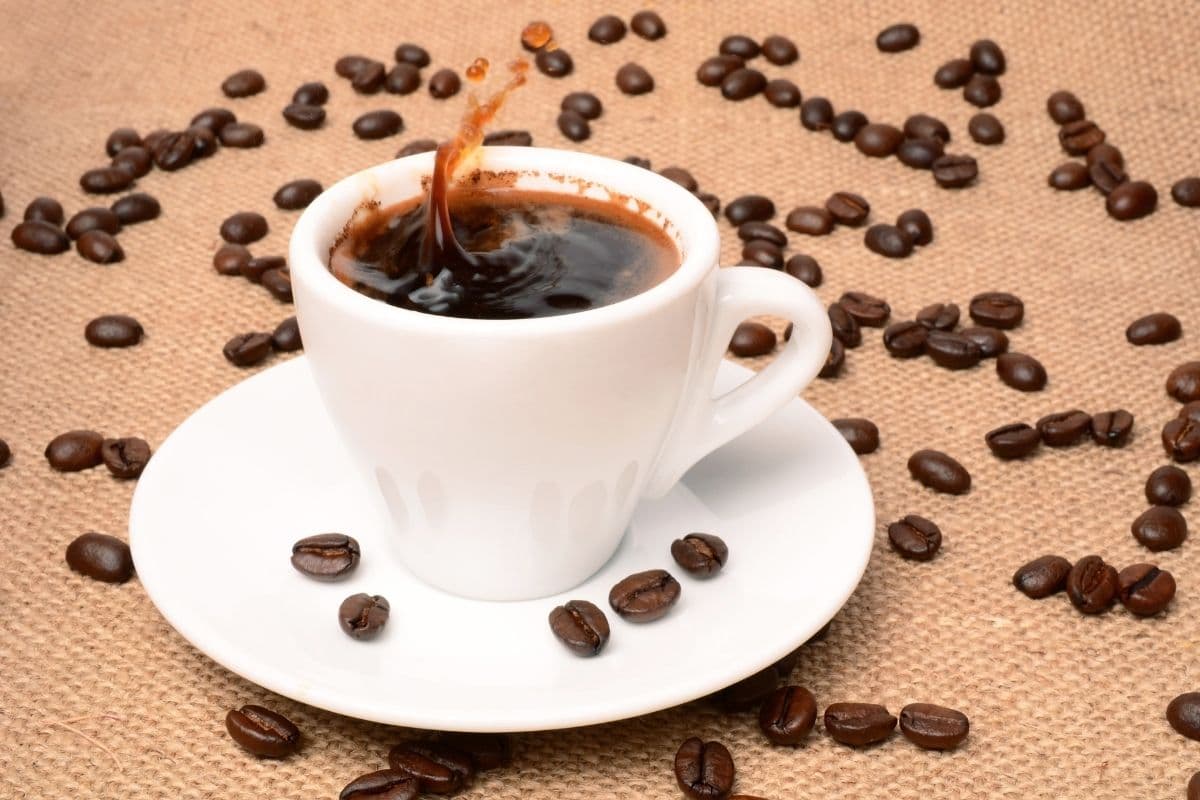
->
[290, 147, 831, 601]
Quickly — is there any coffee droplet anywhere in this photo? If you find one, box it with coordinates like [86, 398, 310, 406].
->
[521, 21, 552, 51]
[466, 57, 489, 82]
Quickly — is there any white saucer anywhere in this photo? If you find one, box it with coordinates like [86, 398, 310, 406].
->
[130, 357, 873, 732]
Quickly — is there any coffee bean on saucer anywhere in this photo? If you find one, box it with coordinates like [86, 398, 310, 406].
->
[76, 230, 123, 263]
[272, 316, 302, 352]
[675, 738, 734, 800]
[1168, 362, 1200, 402]
[393, 43, 431, 67]
[838, 291, 889, 326]
[969, 292, 1023, 329]
[45, 430, 104, 471]
[864, 224, 913, 258]
[218, 122, 264, 148]
[820, 339, 844, 379]
[1049, 162, 1091, 190]
[548, 599, 610, 656]
[111, 146, 152, 178]
[291, 81, 328, 105]
[786, 206, 834, 236]
[784, 254, 822, 287]
[1059, 120, 1105, 155]
[737, 221, 786, 246]
[1146, 465, 1191, 506]
[961, 326, 1008, 358]
[829, 304, 862, 348]
[353, 110, 404, 140]
[80, 166, 134, 194]
[1132, 506, 1187, 551]
[883, 321, 927, 358]
[897, 137, 944, 169]
[671, 532, 729, 577]
[1037, 410, 1091, 446]
[759, 685, 817, 745]
[720, 68, 764, 101]
[908, 449, 971, 494]
[764, 79, 801, 108]
[833, 418, 879, 454]
[1173, 177, 1200, 207]
[213, 244, 250, 276]
[223, 332, 273, 367]
[588, 14, 626, 43]
[729, 322, 776, 356]
[1047, 90, 1084, 124]
[65, 208, 120, 240]
[968, 113, 1004, 145]
[1117, 563, 1175, 616]
[876, 23, 919, 52]
[339, 593, 390, 639]
[389, 741, 473, 794]
[824, 703, 896, 746]
[725, 195, 775, 225]
[1090, 409, 1133, 447]
[996, 353, 1046, 392]
[220, 211, 267, 245]
[536, 48, 574, 78]
[1169, 694, 1200, 741]
[1163, 416, 1200, 462]
[800, 97, 834, 131]
[12, 220, 70, 254]
[963, 74, 1001, 107]
[225, 704, 300, 758]
[855, 123, 903, 157]
[969, 39, 1006, 74]
[191, 107, 237, 133]
[630, 9, 667, 39]
[557, 110, 590, 142]
[282, 103, 325, 130]
[291, 533, 360, 581]
[926, 331, 981, 369]
[609, 569, 681, 622]
[831, 111, 869, 143]
[1126, 312, 1181, 345]
[934, 58, 974, 89]
[1012, 555, 1072, 598]
[1106, 181, 1158, 221]
[696, 55, 744, 87]
[932, 154, 978, 188]
[66, 532, 134, 583]
[825, 192, 870, 226]
[101, 437, 151, 479]
[888, 515, 942, 561]
[899, 704, 969, 750]
[762, 34, 799, 64]
[340, 770, 418, 800]
[985, 423, 1041, 459]
[222, 68, 265, 98]
[1066, 555, 1118, 614]
[273, 179, 323, 211]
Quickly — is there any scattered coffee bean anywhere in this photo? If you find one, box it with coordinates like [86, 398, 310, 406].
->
[1172, 177, 1200, 207]
[0, 440, 9, 468]
[348, 61, 386, 93]
[831, 110, 869, 143]
[353, 109, 404, 140]
[223, 332, 273, 367]
[548, 600, 610, 656]
[1168, 362, 1200, 403]
[191, 125, 220, 160]
[696, 55, 744, 87]
[968, 112, 1004, 145]
[608, 569, 681, 622]
[1132, 506, 1187, 551]
[838, 291, 890, 327]
[786, 206, 834, 236]
[614, 62, 653, 95]
[908, 449, 971, 494]
[799, 97, 834, 132]
[110, 193, 160, 225]
[1047, 91, 1085, 124]
[1012, 554, 1072, 598]
[883, 321, 927, 358]
[784, 254, 822, 287]
[887, 514, 942, 561]
[191, 107, 237, 133]
[720, 34, 760, 59]
[561, 91, 602, 120]
[85, 314, 142, 348]
[1049, 162, 1090, 191]
[1106, 180, 1157, 221]
[387, 742, 473, 796]
[904, 114, 950, 143]
[725, 195, 775, 225]
[729, 321, 776, 356]
[1122, 312, 1180, 346]
[996, 353, 1047, 392]
[65, 208, 120, 240]
[932, 154, 978, 188]
[897, 137, 944, 169]
[829, 303, 862, 348]
[339, 770, 418, 800]
[45, 430, 104, 471]
[764, 79, 802, 108]
[271, 316, 302, 352]
[737, 221, 786, 246]
[876, 23, 920, 53]
[825, 192, 870, 226]
[969, 39, 1006, 74]
[241, 255, 284, 283]
[1059, 120, 1105, 155]
[671, 532, 729, 577]
[759, 685, 817, 745]
[535, 49, 573, 79]
[141, 129, 171, 152]
[105, 127, 142, 156]
[899, 704, 969, 750]
[1066, 555, 1119, 613]
[397, 139, 439, 158]
[80, 166, 134, 194]
[720, 67, 764, 101]
[760, 35, 798, 65]
[152, 131, 199, 171]
[65, 532, 134, 583]
[1165, 413, 1200, 463]
[1089, 159, 1128, 195]
[969, 292, 1023, 329]
[483, 130, 533, 146]
[222, 68, 266, 98]
[674, 738, 734, 800]
[109, 142, 152, 178]
[934, 58, 974, 89]
[659, 167, 698, 191]
[963, 74, 1001, 107]
[273, 179, 322, 211]
[219, 122, 265, 148]
[1117, 563, 1175, 616]
[855, 123, 903, 157]
[926, 331, 982, 369]
[422, 68, 459, 99]
[824, 703, 897, 746]
[588, 14, 626, 44]
[1169, 694, 1200, 742]
[961, 326, 1008, 358]
[820, 338, 844, 378]
[715, 666, 779, 712]
[281, 103, 325, 130]
[291, 533, 360, 581]
[986, 423, 1041, 460]
[76, 230, 123, 263]
[380, 64, 421, 96]
[225, 705, 300, 758]
[213, 243, 250, 276]
[864, 224, 913, 258]
[292, 81, 328, 106]
[916, 303, 958, 330]
[741, 240, 782, 269]
[394, 43, 431, 67]
[220, 211, 268, 244]
[25, 196, 65, 224]
[1146, 465, 1191, 506]
[895, 209, 933, 245]
[261, 268, 293, 302]
[630, 10, 667, 40]
[833, 418, 879, 455]
[556, 110, 590, 142]
[1090, 409, 1133, 447]
[100, 437, 151, 479]
[1037, 410, 1091, 446]
[339, 593, 390, 639]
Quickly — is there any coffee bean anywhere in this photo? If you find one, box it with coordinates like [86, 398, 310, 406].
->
[80, 166, 134, 194]
[963, 74, 1001, 107]
[483, 130, 533, 147]
[1173, 177, 1200, 207]
[737, 221, 786, 246]
[720, 34, 760, 58]
[108, 145, 151, 180]
[828, 303, 862, 348]
[797, 99, 834, 135]
[883, 321, 928, 358]
[675, 738, 735, 800]
[1047, 91, 1084, 124]
[729, 322, 776, 356]
[786, 206, 834, 236]
[100, 437, 151, 479]
[348, 60, 386, 93]
[225, 705, 300, 758]
[696, 55, 744, 87]
[1106, 180, 1157, 221]
[397, 139, 439, 158]
[838, 291, 890, 327]
[820, 338, 844, 378]
[904, 114, 950, 143]
[932, 154, 978, 188]
[1118, 563, 1175, 616]
[916, 303, 957, 330]
[659, 167, 698, 191]
[340, 769, 418, 800]
[610, 62, 654, 96]
[1169, 694, 1200, 742]
[272, 316, 302, 352]
[934, 58, 974, 88]
[1087, 143, 1124, 170]
[1168, 362, 1200, 402]
[888, 514, 942, 561]
[148, 131, 195, 171]
[1122, 311, 1180, 346]
[1048, 162, 1090, 190]
[968, 112, 1004, 145]
[926, 331, 982, 369]
[561, 91, 603, 121]
[1059, 120, 1105, 155]
[720, 67, 764, 101]
[110, 193, 160, 225]
[969, 292, 1023, 329]
[220, 211, 268, 245]
[222, 68, 265, 98]
[897, 137, 944, 169]
[784, 254, 822, 287]
[671, 532, 729, 578]
[531, 49, 572, 80]
[280, 103, 325, 130]
[397, 740, 476, 793]
[876, 23, 920, 52]
[588, 14, 626, 43]
[969, 39, 1006, 74]
[1089, 159, 1128, 196]
[833, 418, 879, 454]
[241, 255, 284, 284]
[213, 243, 250, 276]
[273, 179, 322, 211]
[1012, 554, 1072, 598]
[1132, 506, 1187, 551]
[65, 208, 120, 240]
[141, 129, 171, 153]
[1037, 410, 1091, 446]
[45, 430, 104, 471]
[864, 224, 913, 258]
[1146, 465, 1191, 506]
[394, 43, 431, 68]
[758, 685, 817, 745]
[714, 666, 779, 712]
[339, 593, 389, 639]
[995, 352, 1047, 392]
[1067, 555, 1119, 613]
[76, 230, 123, 263]
[698, 192, 721, 217]
[105, 127, 142, 157]
[191, 107, 237, 133]
[907, 449, 971, 494]
[741, 240, 782, 269]
[1091, 409, 1133, 447]
[961, 326, 1008, 358]
[825, 192, 870, 226]
[548, 599, 610, 656]
[291, 533, 360, 581]
[219, 122, 264, 148]
[855, 123, 903, 157]
[85, 314, 142, 348]
[223, 332, 273, 367]
[900, 704, 970, 751]
[986, 423, 1041, 459]
[66, 532, 134, 583]
[290, 81, 328, 106]
[608, 569, 681, 622]
[630, 10, 667, 40]
[824, 703, 896, 746]
[764, 79, 801, 108]
[831, 111, 869, 143]
[439, 732, 512, 771]
[725, 195, 774, 225]
[353, 109, 404, 140]
[553, 110, 589, 142]
[261, 268, 293, 303]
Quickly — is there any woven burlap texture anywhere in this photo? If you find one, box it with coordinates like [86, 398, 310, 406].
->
[2, 1, 1199, 797]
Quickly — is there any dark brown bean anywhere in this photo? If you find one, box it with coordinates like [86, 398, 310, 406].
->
[968, 112, 1005, 145]
[339, 770, 418, 800]
[1173, 177, 1200, 207]
[1012, 555, 1072, 598]
[996, 353, 1047, 392]
[961, 326, 1008, 358]
[1059, 120, 1105, 155]
[926, 331, 981, 369]
[883, 321, 927, 358]
[561, 91, 603, 120]
[222, 68, 266, 98]
[111, 145, 152, 178]
[243, 255, 285, 284]
[282, 103, 325, 130]
[219, 122, 265, 148]
[916, 303, 958, 330]
[45, 430, 104, 471]
[876, 23, 920, 53]
[76, 230, 123, 263]
[556, 110, 590, 142]
[100, 437, 151, 479]
[482, 130, 533, 147]
[899, 704, 969, 750]
[934, 58, 974, 89]
[80, 166, 134, 194]
[111, 193, 160, 225]
[536, 49, 574, 79]
[85, 314, 142, 348]
[785, 205, 834, 236]
[1066, 555, 1119, 613]
[820, 338, 844, 378]
[1131, 506, 1187, 551]
[671, 532, 729, 577]
[393, 44, 430, 67]
[438, 732, 512, 771]
[740, 240, 782, 269]
[1037, 410, 1092, 446]
[658, 166, 697, 190]
[273, 179, 322, 211]
[608, 569, 681, 622]
[784, 254, 822, 287]
[825, 192, 870, 226]
[985, 423, 1040, 460]
[762, 34, 799, 64]
[720, 67, 764, 101]
[737, 221, 786, 246]
[863, 224, 913, 258]
[1106, 181, 1158, 221]
[904, 113, 950, 143]
[800, 97, 834, 131]
[389, 741, 474, 795]
[548, 600, 610, 656]
[1145, 465, 1191, 506]
[588, 14, 625, 44]
[896, 209, 933, 245]
[888, 515, 942, 561]
[65, 532, 134, 583]
[630, 10, 667, 40]
[720, 34, 760, 58]
[1049, 162, 1091, 190]
[1089, 159, 1128, 195]
[828, 303, 862, 348]
[897, 137, 944, 169]
[854, 123, 903, 157]
[1169, 694, 1200, 742]
[907, 449, 971, 494]
[674, 738, 734, 800]
[729, 321, 776, 356]
[213, 243, 250, 276]
[292, 81, 328, 105]
[1047, 91, 1084, 124]
[764, 79, 801, 108]
[353, 110, 404, 140]
[223, 332, 273, 367]
[1117, 563, 1175, 616]
[291, 533, 360, 581]
[833, 418, 879, 454]
[339, 593, 390, 639]
[152, 130, 197, 171]
[1126, 312, 1181, 345]
[696, 55, 744, 87]
[66, 208, 120, 239]
[350, 61, 386, 93]
[932, 154, 978, 188]
[759, 685, 817, 745]
[1164, 410, 1200, 464]
[261, 268, 293, 303]
[838, 291, 890, 327]
[830, 110, 868, 142]
[824, 703, 896, 746]
[1091, 409, 1134, 447]
[397, 139, 439, 158]
[969, 39, 1006, 75]
[613, 62, 653, 95]
[969, 292, 1023, 329]
[698, 190, 720, 218]
[105, 127, 142, 156]
[272, 316, 302, 352]
[725, 195, 774, 225]
[190, 107, 237, 133]
[220, 212, 267, 244]
[963, 74, 1001, 107]
[225, 705, 300, 758]
[1168, 362, 1200, 402]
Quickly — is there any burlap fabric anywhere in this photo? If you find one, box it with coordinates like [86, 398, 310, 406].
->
[2, 0, 1199, 796]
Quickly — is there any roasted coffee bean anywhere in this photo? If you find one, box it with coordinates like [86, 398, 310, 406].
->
[1066, 555, 1119, 613]
[261, 268, 293, 302]
[864, 224, 913, 258]
[380, 64, 421, 96]
[1091, 409, 1133, 446]
[963, 74, 1001, 107]
[986, 423, 1041, 459]
[225, 705, 300, 758]
[353, 110, 404, 140]
[1132, 506, 1187, 551]
[759, 685, 817, 745]
[696, 192, 721, 216]
[1089, 160, 1127, 195]
[831, 111, 869, 143]
[1126, 312, 1181, 345]
[80, 166, 134, 194]
[65, 532, 134, 583]
[189, 125, 217, 161]
[223, 332, 273, 367]
[1168, 362, 1200, 402]
[741, 240, 782, 269]
[671, 532, 729, 577]
[961, 326, 1008, 358]
[969, 292, 1023, 329]
[483, 129, 533, 146]
[932, 154, 978, 188]
[876, 23, 919, 52]
[720, 34, 760, 59]
[826, 192, 870, 226]
[420, 68, 458, 99]
[219, 122, 264, 147]
[339, 769, 418, 800]
[926, 331, 981, 369]
[828, 303, 862, 348]
[1146, 465, 1191, 506]
[785, 254, 822, 287]
[674, 738, 734, 800]
[65, 208, 120, 239]
[968, 112, 1005, 145]
[696, 55, 744, 87]
[996, 352, 1047, 392]
[888, 514, 942, 561]
[1049, 162, 1091, 190]
[222, 68, 266, 98]
[242, 255, 284, 284]
[111, 145, 152, 178]
[393, 43, 430, 67]
[439, 732, 512, 771]
[291, 533, 360, 581]
[588, 14, 625, 43]
[556, 110, 590, 142]
[1059, 120, 1104, 155]
[291, 81, 328, 106]
[105, 127, 142, 156]
[824, 703, 896, 746]
[339, 593, 390, 639]
[220, 211, 268, 244]
[190, 107, 237, 133]
[800, 97, 835, 132]
[149, 131, 195, 171]
[548, 599, 610, 656]
[738, 221, 786, 246]
[897, 137, 944, 169]
[1118, 563, 1175, 616]
[1166, 413, 1200, 462]
[855, 123, 903, 157]
[969, 39, 1006, 74]
[1173, 177, 1200, 207]
[761, 34, 799, 65]
[1012, 554, 1072, 598]
[1047, 90, 1084, 124]
[85, 314, 142, 348]
[729, 321, 776, 356]
[833, 418, 879, 454]
[725, 195, 774, 225]
[213, 243, 250, 276]
[1169, 694, 1200, 741]
[273, 179, 322, 211]
[111, 193, 160, 225]
[883, 321, 928, 358]
[272, 316, 302, 352]
[394, 741, 474, 793]
[76, 230, 123, 263]
[908, 449, 971, 494]
[608, 569, 681, 622]
[561, 91, 602, 120]
[786, 206, 834, 236]
[397, 139, 439, 157]
[100, 437, 151, 479]
[904, 113, 950, 143]
[838, 291, 889, 327]
[715, 666, 778, 712]
[916, 303, 958, 330]
[1106, 180, 1157, 221]
[612, 62, 653, 95]
[1086, 143, 1124, 170]
[1037, 410, 1091, 446]
[820, 338, 844, 378]
[720, 67, 765, 101]
[934, 58, 974, 89]
[45, 430, 104, 471]
[764, 79, 802, 108]
[659, 167, 698, 191]
[348, 60, 385, 93]
[630, 10, 667, 40]
[281, 103, 325, 130]
[535, 49, 574, 79]
[899, 704, 969, 750]
[141, 129, 171, 153]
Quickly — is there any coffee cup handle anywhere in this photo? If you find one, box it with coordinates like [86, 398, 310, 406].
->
[643, 266, 832, 498]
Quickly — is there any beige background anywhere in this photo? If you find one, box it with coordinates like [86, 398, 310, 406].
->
[2, 1, 1199, 797]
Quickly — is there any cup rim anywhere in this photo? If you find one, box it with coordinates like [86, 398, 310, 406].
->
[289, 146, 721, 334]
